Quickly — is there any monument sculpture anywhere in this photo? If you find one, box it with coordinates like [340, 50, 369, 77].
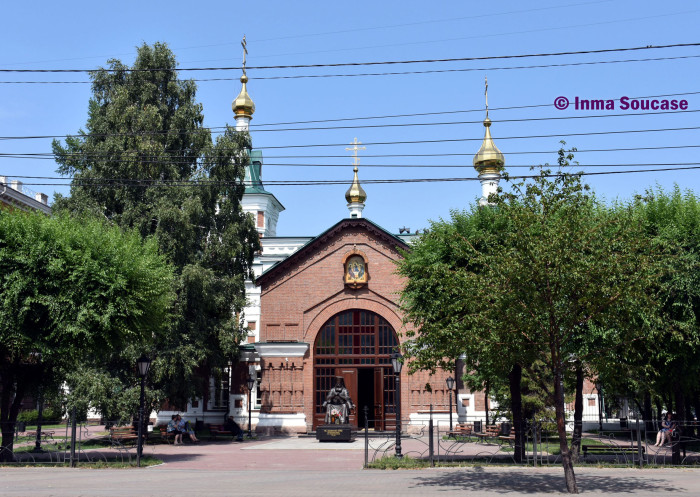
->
[317, 376, 356, 442]
[323, 377, 355, 424]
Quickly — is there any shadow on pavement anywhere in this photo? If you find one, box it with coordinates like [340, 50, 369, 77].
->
[412, 467, 683, 494]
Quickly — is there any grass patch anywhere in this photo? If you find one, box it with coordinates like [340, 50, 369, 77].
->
[0, 456, 162, 468]
[367, 455, 432, 469]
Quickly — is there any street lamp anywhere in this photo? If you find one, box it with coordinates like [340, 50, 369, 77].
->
[595, 381, 603, 432]
[391, 352, 403, 459]
[446, 376, 455, 431]
[136, 354, 151, 468]
[246, 375, 255, 438]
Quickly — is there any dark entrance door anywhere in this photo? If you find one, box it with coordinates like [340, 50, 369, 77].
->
[313, 309, 399, 429]
[357, 368, 375, 428]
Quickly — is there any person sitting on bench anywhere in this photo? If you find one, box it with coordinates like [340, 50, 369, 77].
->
[167, 414, 184, 445]
[176, 415, 200, 443]
[655, 412, 674, 446]
[224, 416, 244, 441]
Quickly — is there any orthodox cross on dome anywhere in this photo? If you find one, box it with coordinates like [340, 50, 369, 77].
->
[485, 76, 489, 119]
[241, 35, 248, 78]
[345, 137, 366, 167]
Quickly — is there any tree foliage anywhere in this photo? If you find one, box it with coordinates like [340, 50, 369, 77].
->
[0, 210, 173, 458]
[398, 147, 663, 493]
[52, 42, 260, 407]
[594, 187, 700, 419]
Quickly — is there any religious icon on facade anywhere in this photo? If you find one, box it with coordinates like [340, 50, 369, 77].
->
[344, 253, 368, 288]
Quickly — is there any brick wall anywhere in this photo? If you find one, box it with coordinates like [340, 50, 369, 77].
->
[256, 221, 469, 428]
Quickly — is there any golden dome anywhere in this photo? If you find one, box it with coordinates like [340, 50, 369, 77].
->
[473, 116, 504, 174]
[345, 166, 367, 203]
[232, 74, 255, 118]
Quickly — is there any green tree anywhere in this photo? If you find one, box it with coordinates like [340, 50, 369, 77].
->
[0, 211, 173, 460]
[592, 188, 700, 438]
[52, 42, 260, 407]
[399, 148, 661, 493]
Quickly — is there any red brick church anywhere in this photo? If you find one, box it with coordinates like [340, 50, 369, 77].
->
[155, 73, 603, 433]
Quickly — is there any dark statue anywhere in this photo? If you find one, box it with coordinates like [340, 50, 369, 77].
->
[323, 377, 355, 424]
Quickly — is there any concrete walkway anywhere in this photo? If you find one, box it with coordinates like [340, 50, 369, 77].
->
[2, 437, 700, 496]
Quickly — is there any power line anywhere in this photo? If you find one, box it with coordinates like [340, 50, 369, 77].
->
[243, 126, 700, 149]
[4, 53, 700, 83]
[3, 127, 700, 162]
[4, 161, 700, 170]
[5, 164, 700, 189]
[4, 144, 700, 164]
[1, 42, 698, 73]
[1, 89, 699, 141]
[251, 0, 612, 43]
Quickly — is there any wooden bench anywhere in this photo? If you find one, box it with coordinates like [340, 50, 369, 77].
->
[473, 424, 508, 444]
[447, 423, 473, 439]
[110, 426, 139, 448]
[159, 426, 175, 444]
[209, 424, 242, 441]
[583, 445, 645, 458]
[25, 430, 55, 442]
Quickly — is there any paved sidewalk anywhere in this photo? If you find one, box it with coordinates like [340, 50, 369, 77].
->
[2, 436, 700, 496]
[2, 466, 699, 496]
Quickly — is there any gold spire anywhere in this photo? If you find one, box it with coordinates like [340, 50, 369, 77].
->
[345, 166, 367, 203]
[232, 36, 255, 118]
[345, 138, 367, 203]
[473, 76, 504, 174]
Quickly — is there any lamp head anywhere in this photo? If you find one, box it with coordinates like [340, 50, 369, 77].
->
[136, 354, 151, 377]
[391, 352, 403, 374]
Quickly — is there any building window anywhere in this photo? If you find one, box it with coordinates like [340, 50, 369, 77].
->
[248, 321, 256, 331]
[212, 367, 230, 409]
[255, 374, 263, 409]
[257, 211, 265, 228]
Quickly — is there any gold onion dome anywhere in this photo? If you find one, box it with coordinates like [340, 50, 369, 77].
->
[345, 166, 367, 203]
[473, 116, 504, 174]
[232, 74, 255, 118]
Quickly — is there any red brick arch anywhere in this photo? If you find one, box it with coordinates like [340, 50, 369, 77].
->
[303, 297, 405, 345]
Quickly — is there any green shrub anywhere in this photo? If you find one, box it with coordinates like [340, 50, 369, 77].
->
[17, 408, 62, 425]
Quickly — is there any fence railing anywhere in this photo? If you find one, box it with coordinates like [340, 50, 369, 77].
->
[0, 418, 150, 466]
[362, 408, 700, 468]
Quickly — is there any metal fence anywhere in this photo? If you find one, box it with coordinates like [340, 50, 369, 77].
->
[0, 417, 148, 466]
[363, 409, 700, 468]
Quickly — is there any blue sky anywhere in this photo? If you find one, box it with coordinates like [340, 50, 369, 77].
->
[2, 0, 699, 236]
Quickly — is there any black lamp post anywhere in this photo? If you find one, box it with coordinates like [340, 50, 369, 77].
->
[446, 376, 455, 431]
[136, 354, 151, 468]
[595, 381, 603, 432]
[246, 375, 255, 438]
[391, 352, 403, 459]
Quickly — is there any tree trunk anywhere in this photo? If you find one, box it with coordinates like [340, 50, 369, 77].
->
[662, 394, 673, 414]
[508, 364, 525, 463]
[554, 367, 578, 493]
[484, 381, 490, 426]
[672, 387, 685, 465]
[0, 370, 25, 463]
[654, 398, 664, 422]
[570, 365, 584, 460]
[643, 392, 654, 433]
[693, 391, 700, 438]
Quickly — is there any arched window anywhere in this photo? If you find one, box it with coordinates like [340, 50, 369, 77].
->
[314, 310, 398, 366]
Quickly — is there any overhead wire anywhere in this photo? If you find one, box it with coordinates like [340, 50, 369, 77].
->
[4, 53, 700, 83]
[0, 89, 699, 141]
[5, 164, 700, 189]
[2, 42, 698, 73]
[3, 126, 700, 161]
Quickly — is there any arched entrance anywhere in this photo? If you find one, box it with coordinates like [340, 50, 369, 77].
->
[313, 309, 399, 430]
